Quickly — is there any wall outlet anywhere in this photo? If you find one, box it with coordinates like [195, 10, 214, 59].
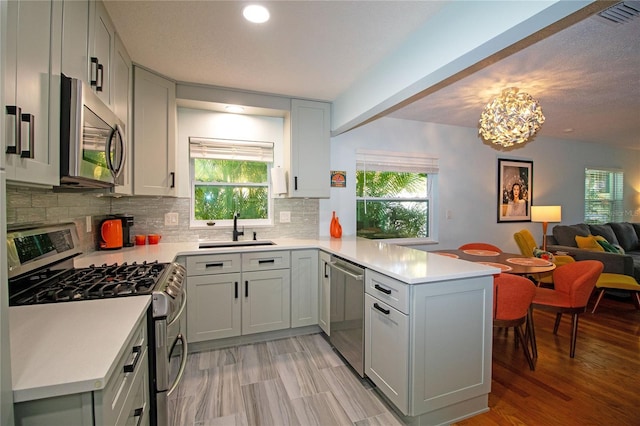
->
[165, 212, 179, 226]
[280, 211, 291, 223]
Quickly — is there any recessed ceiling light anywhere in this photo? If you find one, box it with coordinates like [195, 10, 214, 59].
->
[225, 105, 245, 113]
[243, 5, 270, 24]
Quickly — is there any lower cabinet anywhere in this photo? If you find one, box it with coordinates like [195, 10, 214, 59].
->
[186, 251, 291, 343]
[14, 315, 149, 426]
[364, 269, 492, 422]
[291, 249, 318, 328]
[318, 251, 331, 334]
[364, 293, 409, 413]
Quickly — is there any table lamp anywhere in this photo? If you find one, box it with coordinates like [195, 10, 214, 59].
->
[531, 205, 562, 251]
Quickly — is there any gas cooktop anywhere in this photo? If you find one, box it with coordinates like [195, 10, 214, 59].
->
[9, 261, 169, 306]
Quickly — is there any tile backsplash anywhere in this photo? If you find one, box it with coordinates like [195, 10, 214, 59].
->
[6, 185, 319, 253]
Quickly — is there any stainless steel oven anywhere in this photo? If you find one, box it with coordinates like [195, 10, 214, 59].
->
[328, 256, 365, 377]
[7, 223, 188, 426]
[59, 74, 126, 188]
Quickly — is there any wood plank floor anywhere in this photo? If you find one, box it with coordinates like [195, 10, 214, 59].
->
[169, 294, 640, 425]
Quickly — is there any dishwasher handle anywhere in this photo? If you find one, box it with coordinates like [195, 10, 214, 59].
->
[328, 261, 364, 281]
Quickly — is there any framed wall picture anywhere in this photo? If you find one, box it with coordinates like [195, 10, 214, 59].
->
[498, 159, 533, 222]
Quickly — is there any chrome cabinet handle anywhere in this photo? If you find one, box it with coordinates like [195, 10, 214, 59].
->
[5, 105, 21, 154]
[20, 113, 34, 159]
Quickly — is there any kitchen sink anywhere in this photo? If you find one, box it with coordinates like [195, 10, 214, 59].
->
[198, 240, 276, 249]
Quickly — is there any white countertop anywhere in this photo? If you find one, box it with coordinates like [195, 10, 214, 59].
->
[74, 237, 499, 284]
[10, 296, 150, 403]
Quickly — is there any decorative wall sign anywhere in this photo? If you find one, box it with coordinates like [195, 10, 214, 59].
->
[498, 159, 532, 222]
[331, 171, 346, 188]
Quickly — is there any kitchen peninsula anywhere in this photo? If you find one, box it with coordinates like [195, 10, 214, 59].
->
[72, 237, 497, 425]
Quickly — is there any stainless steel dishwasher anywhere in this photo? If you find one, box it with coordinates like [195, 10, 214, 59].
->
[328, 256, 365, 377]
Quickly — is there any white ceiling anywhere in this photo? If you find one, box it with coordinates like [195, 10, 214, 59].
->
[105, 1, 640, 151]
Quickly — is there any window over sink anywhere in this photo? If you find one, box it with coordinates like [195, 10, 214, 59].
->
[189, 138, 275, 228]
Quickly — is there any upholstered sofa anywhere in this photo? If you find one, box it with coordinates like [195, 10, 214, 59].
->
[547, 222, 640, 283]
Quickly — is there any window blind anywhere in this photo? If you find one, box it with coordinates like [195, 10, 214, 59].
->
[356, 149, 439, 173]
[584, 168, 624, 223]
[189, 137, 274, 162]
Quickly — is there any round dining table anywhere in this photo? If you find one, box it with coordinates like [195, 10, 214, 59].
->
[432, 249, 556, 275]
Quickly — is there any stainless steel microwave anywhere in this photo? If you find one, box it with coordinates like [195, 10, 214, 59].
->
[59, 75, 126, 188]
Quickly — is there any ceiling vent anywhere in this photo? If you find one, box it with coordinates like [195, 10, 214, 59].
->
[597, 1, 640, 24]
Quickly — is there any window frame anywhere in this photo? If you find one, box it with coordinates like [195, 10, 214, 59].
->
[355, 149, 438, 242]
[189, 138, 275, 229]
[584, 167, 624, 224]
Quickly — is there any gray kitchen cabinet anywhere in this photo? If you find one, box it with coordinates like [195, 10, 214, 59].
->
[186, 251, 290, 342]
[285, 99, 330, 198]
[318, 251, 331, 335]
[364, 269, 492, 422]
[110, 33, 132, 195]
[14, 315, 149, 426]
[60, 0, 117, 108]
[89, 0, 115, 107]
[3, 0, 62, 186]
[133, 66, 177, 196]
[186, 253, 242, 342]
[291, 249, 319, 328]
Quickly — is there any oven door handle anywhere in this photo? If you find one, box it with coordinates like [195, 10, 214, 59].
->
[167, 287, 187, 329]
[167, 332, 188, 396]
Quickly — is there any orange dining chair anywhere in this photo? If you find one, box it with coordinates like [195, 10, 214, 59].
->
[459, 242, 502, 252]
[493, 274, 537, 370]
[530, 260, 603, 358]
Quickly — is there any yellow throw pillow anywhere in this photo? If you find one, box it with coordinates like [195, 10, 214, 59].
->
[575, 235, 605, 251]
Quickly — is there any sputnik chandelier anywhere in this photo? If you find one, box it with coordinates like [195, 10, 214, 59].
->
[478, 87, 545, 148]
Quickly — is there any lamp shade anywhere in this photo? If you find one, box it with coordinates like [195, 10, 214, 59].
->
[531, 205, 562, 223]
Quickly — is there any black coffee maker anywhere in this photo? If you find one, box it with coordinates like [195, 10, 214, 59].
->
[114, 214, 134, 247]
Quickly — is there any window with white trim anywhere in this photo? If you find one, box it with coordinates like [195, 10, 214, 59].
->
[584, 168, 623, 224]
[190, 138, 274, 227]
[356, 149, 438, 239]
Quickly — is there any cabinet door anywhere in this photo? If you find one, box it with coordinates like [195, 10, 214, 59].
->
[90, 0, 114, 106]
[291, 250, 319, 328]
[186, 273, 242, 342]
[110, 33, 132, 195]
[133, 66, 177, 196]
[242, 270, 290, 335]
[61, 0, 90, 82]
[364, 294, 409, 414]
[289, 99, 330, 198]
[318, 251, 331, 335]
[4, 0, 61, 185]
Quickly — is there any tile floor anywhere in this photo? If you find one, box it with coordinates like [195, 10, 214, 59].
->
[168, 333, 404, 425]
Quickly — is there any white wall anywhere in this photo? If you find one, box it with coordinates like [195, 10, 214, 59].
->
[321, 117, 640, 253]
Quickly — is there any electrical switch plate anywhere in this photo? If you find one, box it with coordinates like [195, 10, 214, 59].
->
[165, 212, 179, 226]
[280, 211, 291, 223]
[86, 216, 92, 233]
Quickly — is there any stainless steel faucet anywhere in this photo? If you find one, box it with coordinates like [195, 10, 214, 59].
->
[232, 212, 244, 241]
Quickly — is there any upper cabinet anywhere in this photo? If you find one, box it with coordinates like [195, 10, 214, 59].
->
[89, 0, 114, 107]
[133, 66, 177, 197]
[286, 99, 331, 198]
[110, 33, 132, 195]
[61, 0, 117, 108]
[3, 0, 62, 185]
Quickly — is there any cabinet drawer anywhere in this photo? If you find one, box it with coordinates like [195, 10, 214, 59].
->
[100, 317, 147, 426]
[365, 269, 409, 314]
[242, 251, 290, 271]
[187, 253, 241, 275]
